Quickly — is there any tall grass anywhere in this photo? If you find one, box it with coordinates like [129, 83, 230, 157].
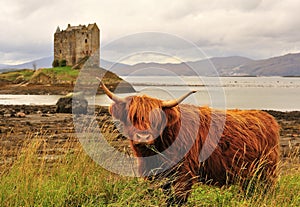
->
[0, 135, 164, 206]
[0, 134, 299, 206]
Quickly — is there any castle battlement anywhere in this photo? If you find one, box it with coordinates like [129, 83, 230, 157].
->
[54, 23, 100, 67]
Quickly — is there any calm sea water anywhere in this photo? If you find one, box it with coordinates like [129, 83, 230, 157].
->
[1, 77, 299, 111]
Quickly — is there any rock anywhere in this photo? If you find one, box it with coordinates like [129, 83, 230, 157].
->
[42, 114, 51, 117]
[16, 112, 26, 118]
[3, 109, 13, 117]
[56, 93, 88, 114]
[29, 70, 52, 85]
[14, 75, 26, 84]
[4, 113, 11, 118]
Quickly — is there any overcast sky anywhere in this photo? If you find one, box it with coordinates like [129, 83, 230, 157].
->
[1, 0, 300, 65]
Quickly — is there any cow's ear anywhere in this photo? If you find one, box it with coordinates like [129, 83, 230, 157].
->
[163, 107, 180, 126]
[110, 102, 127, 121]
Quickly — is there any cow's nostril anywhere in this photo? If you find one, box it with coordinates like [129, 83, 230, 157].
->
[136, 133, 151, 140]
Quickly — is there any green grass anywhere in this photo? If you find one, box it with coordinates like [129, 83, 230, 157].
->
[43, 66, 79, 79]
[0, 137, 299, 206]
[0, 69, 35, 81]
[0, 67, 79, 83]
[0, 138, 164, 206]
[0, 66, 122, 85]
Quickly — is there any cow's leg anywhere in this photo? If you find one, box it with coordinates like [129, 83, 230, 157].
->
[161, 180, 172, 195]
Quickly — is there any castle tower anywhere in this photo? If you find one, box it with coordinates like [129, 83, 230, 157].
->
[54, 23, 100, 67]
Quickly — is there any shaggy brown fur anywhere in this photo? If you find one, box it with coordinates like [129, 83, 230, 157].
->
[109, 95, 280, 205]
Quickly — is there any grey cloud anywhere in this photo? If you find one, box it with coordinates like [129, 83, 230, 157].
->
[227, 0, 263, 11]
[7, 0, 64, 19]
[164, 0, 264, 20]
[0, 0, 300, 64]
[101, 32, 209, 63]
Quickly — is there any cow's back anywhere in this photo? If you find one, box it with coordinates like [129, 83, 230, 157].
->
[198, 108, 280, 186]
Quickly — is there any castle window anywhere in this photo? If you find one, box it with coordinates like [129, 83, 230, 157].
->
[85, 39, 88, 43]
[59, 50, 62, 54]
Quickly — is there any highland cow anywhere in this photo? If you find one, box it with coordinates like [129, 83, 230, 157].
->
[98, 79, 280, 205]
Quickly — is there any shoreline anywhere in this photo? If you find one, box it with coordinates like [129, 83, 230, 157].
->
[0, 96, 299, 112]
[1, 103, 299, 113]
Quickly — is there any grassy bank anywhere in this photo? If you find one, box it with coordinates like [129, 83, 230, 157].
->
[0, 135, 299, 207]
[0, 67, 135, 95]
[0, 67, 80, 83]
[38, 66, 79, 81]
[0, 69, 35, 82]
[0, 66, 123, 84]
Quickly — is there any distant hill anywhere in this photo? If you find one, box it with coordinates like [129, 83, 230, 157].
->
[108, 54, 300, 76]
[1, 53, 300, 76]
[237, 53, 300, 76]
[188, 56, 253, 76]
[0, 57, 53, 72]
[0, 64, 9, 68]
[107, 56, 254, 76]
[0, 57, 54, 74]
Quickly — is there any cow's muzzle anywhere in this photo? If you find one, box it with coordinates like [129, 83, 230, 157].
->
[133, 132, 155, 145]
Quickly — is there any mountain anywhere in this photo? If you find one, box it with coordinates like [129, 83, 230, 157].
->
[107, 56, 254, 76]
[1, 53, 300, 76]
[17, 56, 53, 69]
[187, 56, 253, 76]
[237, 53, 300, 76]
[108, 54, 300, 76]
[100, 59, 129, 70]
[0, 64, 9, 68]
[0, 56, 53, 72]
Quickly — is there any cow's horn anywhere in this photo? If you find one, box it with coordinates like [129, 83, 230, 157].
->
[162, 90, 197, 108]
[96, 77, 125, 103]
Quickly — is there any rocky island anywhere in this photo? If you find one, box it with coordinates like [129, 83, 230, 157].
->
[0, 66, 135, 95]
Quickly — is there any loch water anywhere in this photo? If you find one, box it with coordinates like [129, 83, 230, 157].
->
[1, 76, 299, 111]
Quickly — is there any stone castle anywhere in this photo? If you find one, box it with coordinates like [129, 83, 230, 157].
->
[54, 23, 100, 67]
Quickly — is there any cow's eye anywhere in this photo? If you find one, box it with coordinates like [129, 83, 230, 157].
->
[133, 114, 137, 123]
